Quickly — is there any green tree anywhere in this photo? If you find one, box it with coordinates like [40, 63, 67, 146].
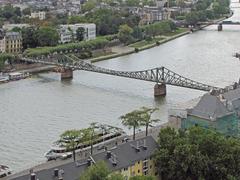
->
[76, 27, 85, 41]
[79, 161, 125, 180]
[125, 0, 139, 6]
[80, 161, 110, 180]
[87, 122, 99, 155]
[21, 27, 38, 49]
[11, 27, 21, 32]
[0, 53, 14, 71]
[82, 1, 96, 13]
[132, 26, 144, 40]
[68, 16, 87, 24]
[120, 109, 141, 140]
[138, 107, 159, 136]
[154, 127, 240, 180]
[118, 24, 133, 44]
[185, 12, 199, 26]
[60, 129, 89, 162]
[35, 26, 59, 46]
[22, 8, 31, 16]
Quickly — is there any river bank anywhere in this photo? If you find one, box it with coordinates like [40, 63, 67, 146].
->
[1, 13, 232, 77]
[5, 119, 178, 180]
[90, 29, 190, 63]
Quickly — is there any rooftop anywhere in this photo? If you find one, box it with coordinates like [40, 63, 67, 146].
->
[223, 88, 240, 101]
[9, 136, 158, 180]
[188, 94, 233, 121]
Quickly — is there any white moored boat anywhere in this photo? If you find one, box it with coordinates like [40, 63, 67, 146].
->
[0, 165, 12, 178]
[44, 125, 128, 161]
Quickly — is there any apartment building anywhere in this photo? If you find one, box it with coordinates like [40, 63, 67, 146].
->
[0, 32, 22, 53]
[9, 136, 159, 180]
[58, 23, 96, 43]
[30, 11, 46, 20]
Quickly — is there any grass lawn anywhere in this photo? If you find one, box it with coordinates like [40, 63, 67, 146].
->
[129, 37, 165, 48]
[92, 51, 115, 58]
[164, 28, 189, 36]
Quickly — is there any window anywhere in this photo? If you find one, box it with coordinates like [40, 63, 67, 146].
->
[150, 165, 152, 169]
[138, 161, 140, 164]
[138, 170, 140, 173]
[123, 167, 128, 171]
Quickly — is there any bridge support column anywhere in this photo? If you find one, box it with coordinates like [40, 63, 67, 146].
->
[218, 23, 222, 31]
[61, 69, 73, 80]
[154, 83, 166, 97]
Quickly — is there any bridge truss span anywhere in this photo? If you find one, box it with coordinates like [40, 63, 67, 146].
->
[21, 56, 221, 95]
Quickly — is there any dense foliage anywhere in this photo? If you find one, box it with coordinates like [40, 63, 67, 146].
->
[143, 20, 176, 37]
[0, 4, 22, 25]
[35, 26, 59, 47]
[69, 9, 140, 36]
[185, 0, 230, 25]
[13, 26, 59, 50]
[24, 37, 109, 57]
[120, 107, 159, 140]
[117, 20, 177, 44]
[80, 161, 157, 180]
[154, 126, 240, 180]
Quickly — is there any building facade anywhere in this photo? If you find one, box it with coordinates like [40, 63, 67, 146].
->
[30, 11, 46, 20]
[58, 23, 96, 43]
[0, 32, 22, 53]
[181, 93, 240, 137]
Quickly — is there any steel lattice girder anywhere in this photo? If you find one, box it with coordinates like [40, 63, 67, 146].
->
[21, 55, 221, 92]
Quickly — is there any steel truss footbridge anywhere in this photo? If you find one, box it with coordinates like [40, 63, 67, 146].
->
[21, 54, 221, 95]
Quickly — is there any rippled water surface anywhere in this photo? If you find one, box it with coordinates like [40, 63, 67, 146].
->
[1, 0, 240, 172]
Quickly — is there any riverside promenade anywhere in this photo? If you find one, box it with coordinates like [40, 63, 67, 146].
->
[5, 120, 179, 180]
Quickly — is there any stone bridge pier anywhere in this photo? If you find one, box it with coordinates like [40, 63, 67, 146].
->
[154, 83, 166, 97]
[61, 68, 73, 80]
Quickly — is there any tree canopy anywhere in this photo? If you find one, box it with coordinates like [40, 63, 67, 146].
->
[80, 161, 157, 180]
[60, 129, 89, 161]
[118, 24, 134, 44]
[35, 26, 59, 46]
[154, 126, 240, 180]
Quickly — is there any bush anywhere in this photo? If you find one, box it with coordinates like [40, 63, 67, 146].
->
[78, 51, 92, 59]
[0, 53, 15, 71]
[156, 41, 160, 46]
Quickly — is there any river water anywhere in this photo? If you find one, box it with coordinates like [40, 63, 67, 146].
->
[1, 1, 240, 172]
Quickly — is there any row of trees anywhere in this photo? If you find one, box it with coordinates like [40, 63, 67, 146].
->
[120, 107, 159, 140]
[60, 122, 122, 162]
[0, 53, 15, 72]
[24, 36, 109, 57]
[59, 106, 159, 162]
[118, 20, 177, 44]
[154, 126, 240, 179]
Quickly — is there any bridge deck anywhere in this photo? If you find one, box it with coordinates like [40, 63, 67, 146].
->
[21, 56, 221, 92]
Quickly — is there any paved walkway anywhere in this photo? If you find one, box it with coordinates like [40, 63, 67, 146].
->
[111, 45, 135, 54]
